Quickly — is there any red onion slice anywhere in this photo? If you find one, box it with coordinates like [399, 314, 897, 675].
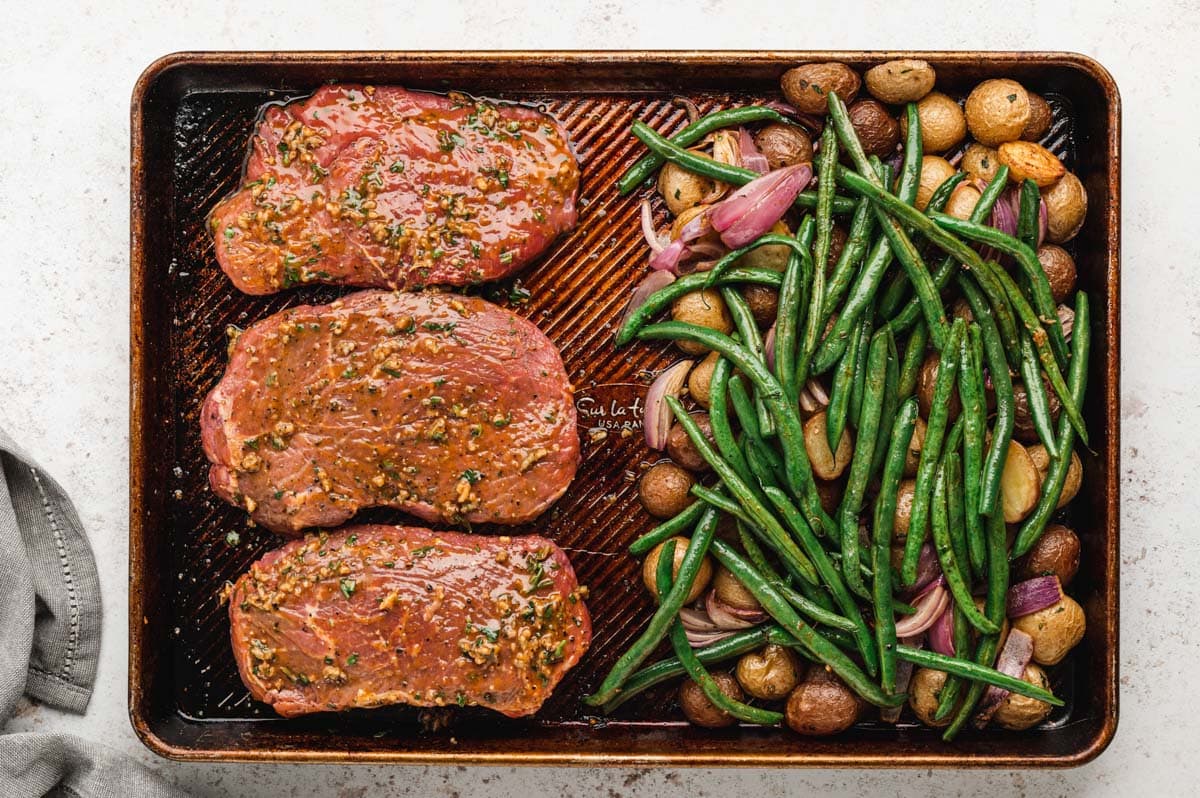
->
[895, 584, 950, 638]
[1058, 304, 1075, 343]
[974, 628, 1035, 728]
[705, 591, 763, 630]
[882, 635, 924, 722]
[762, 100, 825, 133]
[1037, 197, 1049, 246]
[737, 127, 769, 173]
[990, 187, 1019, 238]
[618, 270, 675, 332]
[909, 543, 943, 595]
[649, 238, 688, 273]
[643, 359, 693, 450]
[676, 210, 713, 244]
[798, 378, 831, 413]
[640, 200, 665, 255]
[929, 604, 955, 656]
[686, 628, 739, 648]
[709, 163, 812, 249]
[1007, 575, 1063, 618]
[679, 606, 720, 633]
[764, 323, 777, 371]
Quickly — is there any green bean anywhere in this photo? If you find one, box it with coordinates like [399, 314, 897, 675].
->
[901, 319, 965, 584]
[742, 536, 858, 633]
[897, 646, 1062, 706]
[869, 327, 901, 481]
[614, 267, 783, 346]
[666, 397, 818, 585]
[931, 446, 1000, 634]
[599, 625, 786, 713]
[943, 501, 1012, 739]
[1017, 178, 1041, 251]
[776, 217, 815, 401]
[707, 357, 755, 487]
[933, 604, 972, 720]
[944, 446, 970, 581]
[850, 313, 873, 424]
[896, 103, 924, 207]
[585, 507, 720, 706]
[873, 397, 919, 693]
[1019, 331, 1061, 457]
[959, 277, 1015, 517]
[822, 197, 875, 321]
[897, 321, 928, 400]
[762, 486, 878, 673]
[959, 325, 989, 576]
[727, 372, 762, 439]
[629, 121, 856, 213]
[709, 539, 904, 707]
[928, 212, 1069, 371]
[618, 106, 793, 194]
[744, 435, 788, 493]
[690, 484, 752, 526]
[826, 316, 860, 452]
[659, 545, 785, 726]
[838, 329, 889, 604]
[629, 500, 707, 556]
[705, 234, 813, 290]
[1013, 292, 1090, 558]
[721, 286, 774, 436]
[813, 123, 839, 276]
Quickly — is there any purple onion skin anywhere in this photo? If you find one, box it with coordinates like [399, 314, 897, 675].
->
[710, 164, 811, 249]
[974, 629, 1035, 728]
[1006, 575, 1063, 618]
[618, 270, 675, 331]
[643, 359, 693, 450]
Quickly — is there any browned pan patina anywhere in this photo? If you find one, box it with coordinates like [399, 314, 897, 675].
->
[130, 51, 1120, 766]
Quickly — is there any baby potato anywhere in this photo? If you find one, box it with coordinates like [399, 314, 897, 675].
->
[993, 663, 1054, 730]
[1011, 594, 1086, 666]
[736, 220, 793, 272]
[900, 91, 967, 154]
[643, 534, 712, 604]
[916, 156, 959, 211]
[1000, 440, 1041, 523]
[1016, 523, 1081, 586]
[657, 161, 714, 216]
[864, 59, 936, 104]
[1044, 172, 1088, 243]
[736, 644, 801, 701]
[666, 412, 713, 472]
[997, 141, 1066, 188]
[961, 143, 1001, 184]
[803, 411, 853, 480]
[785, 667, 861, 736]
[909, 667, 952, 727]
[1022, 92, 1054, 141]
[755, 123, 814, 170]
[671, 289, 733, 355]
[688, 351, 720, 409]
[638, 462, 695, 519]
[904, 417, 927, 477]
[965, 79, 1031, 146]
[848, 99, 901, 157]
[945, 183, 982, 221]
[893, 479, 917, 539]
[1037, 245, 1078, 304]
[713, 565, 762, 611]
[1027, 445, 1083, 508]
[742, 284, 780, 327]
[679, 671, 742, 728]
[916, 351, 962, 420]
[1012, 379, 1061, 444]
[781, 62, 861, 113]
[815, 476, 845, 516]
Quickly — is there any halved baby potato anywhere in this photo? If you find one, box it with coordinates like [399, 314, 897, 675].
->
[1000, 440, 1041, 522]
[803, 411, 853, 480]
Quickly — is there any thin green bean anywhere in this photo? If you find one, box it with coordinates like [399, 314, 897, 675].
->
[826, 316, 860, 452]
[776, 217, 815, 401]
[1019, 331, 1061, 457]
[707, 357, 755, 487]
[932, 446, 1000, 634]
[629, 500, 707, 556]
[897, 646, 1063, 706]
[960, 325, 989, 576]
[897, 321, 928, 400]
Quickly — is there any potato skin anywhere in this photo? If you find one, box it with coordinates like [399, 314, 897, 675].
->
[1028, 445, 1083, 509]
[945, 183, 982, 221]
[903, 417, 926, 477]
[1037, 245, 1078, 303]
[1012, 379, 1061, 443]
[688, 352, 720, 409]
[1016, 523, 1081, 586]
[916, 352, 962, 420]
[893, 479, 917, 539]
[735, 220, 793, 272]
[754, 123, 814, 170]
[901, 91, 967, 154]
[997, 141, 1065, 188]
[993, 663, 1054, 730]
[643, 535, 712, 604]
[671, 289, 733, 355]
[680, 671, 743, 728]
[638, 462, 695, 519]
[781, 62, 861, 114]
[909, 668, 952, 727]
[962, 143, 1001, 183]
[965, 79, 1031, 146]
[736, 644, 801, 701]
[742, 285, 779, 327]
[864, 59, 936, 104]
[847, 99, 900, 157]
[713, 565, 761, 611]
[1000, 440, 1041, 523]
[784, 668, 861, 736]
[666, 413, 713, 472]
[916, 156, 958, 211]
[1022, 92, 1053, 141]
[1044, 172, 1088, 243]
[1011, 594, 1086, 665]
[803, 411, 854, 480]
[657, 161, 714, 215]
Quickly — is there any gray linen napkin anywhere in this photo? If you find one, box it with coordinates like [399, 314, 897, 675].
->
[0, 427, 187, 798]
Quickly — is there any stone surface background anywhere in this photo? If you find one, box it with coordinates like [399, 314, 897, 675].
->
[1, 1, 1196, 795]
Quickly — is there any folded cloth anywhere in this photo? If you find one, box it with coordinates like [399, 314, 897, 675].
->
[0, 427, 187, 797]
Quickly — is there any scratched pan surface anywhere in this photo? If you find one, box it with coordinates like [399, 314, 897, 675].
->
[130, 52, 1120, 766]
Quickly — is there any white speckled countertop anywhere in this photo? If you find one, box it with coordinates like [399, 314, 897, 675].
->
[2, 1, 1198, 795]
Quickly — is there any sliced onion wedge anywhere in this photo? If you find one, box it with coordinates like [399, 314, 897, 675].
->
[679, 606, 720, 633]
[705, 590, 767, 629]
[644, 359, 694, 450]
[974, 628, 1035, 728]
[618, 270, 675, 332]
[929, 603, 955, 656]
[882, 635, 924, 723]
[738, 127, 769, 173]
[1007, 575, 1063, 618]
[909, 543, 943, 595]
[895, 583, 950, 638]
[686, 628, 739, 648]
[640, 199, 666, 255]
[649, 238, 688, 273]
[710, 163, 812, 249]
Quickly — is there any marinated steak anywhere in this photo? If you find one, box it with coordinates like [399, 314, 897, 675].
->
[228, 525, 591, 718]
[200, 290, 579, 534]
[209, 84, 580, 295]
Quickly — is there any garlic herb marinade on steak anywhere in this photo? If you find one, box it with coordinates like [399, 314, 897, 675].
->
[201, 291, 580, 534]
[208, 85, 580, 295]
[228, 526, 591, 718]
